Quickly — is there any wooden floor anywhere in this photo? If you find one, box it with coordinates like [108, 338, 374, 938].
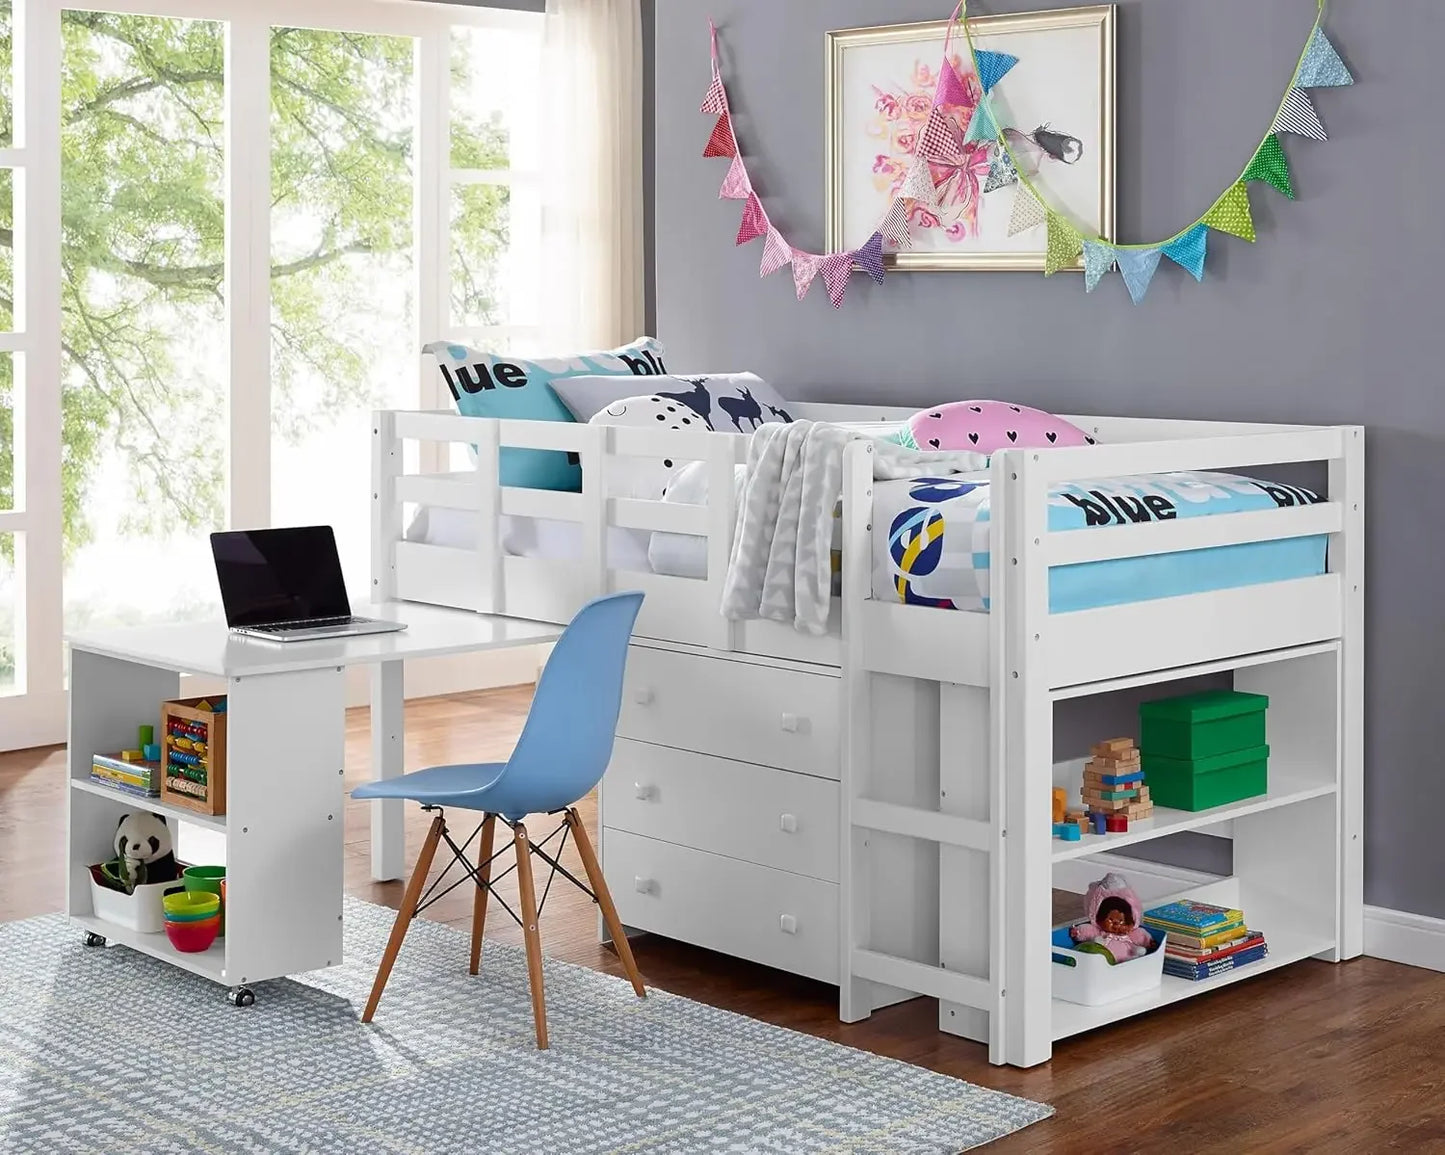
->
[5, 686, 1444, 1153]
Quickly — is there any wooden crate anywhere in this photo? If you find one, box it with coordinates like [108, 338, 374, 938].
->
[159, 696, 227, 816]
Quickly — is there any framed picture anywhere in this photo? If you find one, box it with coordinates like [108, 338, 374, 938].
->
[825, 4, 1116, 271]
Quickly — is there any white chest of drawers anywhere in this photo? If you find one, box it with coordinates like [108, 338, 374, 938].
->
[601, 642, 842, 984]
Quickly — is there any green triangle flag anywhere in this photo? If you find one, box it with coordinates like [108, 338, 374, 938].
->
[1201, 182, 1256, 243]
[1243, 134, 1295, 200]
[1044, 211, 1083, 276]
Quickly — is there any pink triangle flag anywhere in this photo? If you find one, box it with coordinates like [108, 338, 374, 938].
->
[735, 192, 768, 246]
[703, 114, 737, 159]
[880, 199, 911, 248]
[791, 250, 824, 300]
[820, 252, 855, 309]
[934, 60, 972, 109]
[759, 226, 791, 277]
[700, 73, 726, 116]
[719, 155, 750, 200]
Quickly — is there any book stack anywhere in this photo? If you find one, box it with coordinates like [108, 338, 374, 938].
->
[1143, 899, 1268, 981]
[91, 752, 163, 798]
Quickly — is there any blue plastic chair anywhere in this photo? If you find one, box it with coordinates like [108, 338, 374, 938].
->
[352, 591, 646, 1047]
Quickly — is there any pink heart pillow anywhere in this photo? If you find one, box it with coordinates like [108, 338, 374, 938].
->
[907, 400, 1094, 454]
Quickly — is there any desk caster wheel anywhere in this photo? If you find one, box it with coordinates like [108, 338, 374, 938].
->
[82, 931, 107, 948]
[227, 987, 256, 1008]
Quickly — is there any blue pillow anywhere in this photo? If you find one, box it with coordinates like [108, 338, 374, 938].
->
[423, 337, 669, 490]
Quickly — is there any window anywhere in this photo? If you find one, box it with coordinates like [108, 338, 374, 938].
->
[0, 0, 542, 748]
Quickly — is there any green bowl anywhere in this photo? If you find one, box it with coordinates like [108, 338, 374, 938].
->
[163, 890, 219, 919]
[182, 865, 226, 893]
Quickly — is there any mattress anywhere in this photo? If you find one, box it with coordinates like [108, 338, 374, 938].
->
[872, 470, 1328, 613]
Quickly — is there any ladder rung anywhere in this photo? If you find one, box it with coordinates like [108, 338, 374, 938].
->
[851, 949, 992, 1011]
[853, 799, 990, 851]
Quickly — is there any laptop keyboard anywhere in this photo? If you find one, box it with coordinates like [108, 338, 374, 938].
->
[254, 616, 355, 633]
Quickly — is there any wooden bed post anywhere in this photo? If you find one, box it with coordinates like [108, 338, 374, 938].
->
[999, 447, 1053, 1068]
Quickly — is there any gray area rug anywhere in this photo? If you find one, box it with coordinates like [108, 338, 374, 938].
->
[0, 899, 1050, 1153]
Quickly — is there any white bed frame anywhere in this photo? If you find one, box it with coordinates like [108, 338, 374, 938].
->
[372, 400, 1364, 1067]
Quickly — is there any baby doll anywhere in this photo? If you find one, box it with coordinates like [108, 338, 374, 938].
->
[1069, 872, 1154, 964]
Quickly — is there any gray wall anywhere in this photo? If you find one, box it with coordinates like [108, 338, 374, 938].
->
[654, 0, 1441, 916]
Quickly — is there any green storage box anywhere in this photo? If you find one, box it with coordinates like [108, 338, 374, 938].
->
[1139, 689, 1268, 760]
[1142, 744, 1269, 811]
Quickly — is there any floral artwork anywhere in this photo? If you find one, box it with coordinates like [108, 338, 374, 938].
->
[867, 56, 990, 243]
[866, 58, 1085, 247]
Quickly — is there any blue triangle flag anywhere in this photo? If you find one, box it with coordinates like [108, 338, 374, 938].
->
[1296, 27, 1353, 88]
[1082, 241, 1115, 293]
[1162, 224, 1208, 282]
[975, 50, 1019, 94]
[1115, 248, 1162, 305]
[964, 99, 1000, 144]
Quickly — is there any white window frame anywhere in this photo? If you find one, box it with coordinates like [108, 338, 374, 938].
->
[0, 0, 542, 750]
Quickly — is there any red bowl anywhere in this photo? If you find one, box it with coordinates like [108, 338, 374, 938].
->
[165, 914, 220, 953]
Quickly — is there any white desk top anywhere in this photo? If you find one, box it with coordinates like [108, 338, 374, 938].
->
[66, 603, 563, 678]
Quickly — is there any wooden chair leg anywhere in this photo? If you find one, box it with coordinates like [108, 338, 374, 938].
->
[566, 807, 645, 998]
[469, 814, 497, 976]
[363, 812, 444, 1023]
[513, 822, 549, 1050]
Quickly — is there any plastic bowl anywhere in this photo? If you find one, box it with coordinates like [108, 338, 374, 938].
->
[164, 904, 220, 923]
[163, 891, 220, 919]
[165, 915, 220, 953]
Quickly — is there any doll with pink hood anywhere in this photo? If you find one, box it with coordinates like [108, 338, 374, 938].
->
[1069, 873, 1156, 963]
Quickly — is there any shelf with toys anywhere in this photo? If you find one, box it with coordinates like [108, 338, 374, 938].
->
[1051, 872, 1338, 1041]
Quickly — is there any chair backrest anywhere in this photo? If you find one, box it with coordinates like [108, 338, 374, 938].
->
[499, 591, 644, 812]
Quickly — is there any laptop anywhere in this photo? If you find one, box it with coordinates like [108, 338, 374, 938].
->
[211, 526, 407, 643]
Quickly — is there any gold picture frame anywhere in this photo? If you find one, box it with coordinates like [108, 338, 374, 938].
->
[825, 4, 1116, 271]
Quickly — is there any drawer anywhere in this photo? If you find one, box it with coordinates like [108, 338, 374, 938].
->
[602, 739, 839, 882]
[618, 646, 840, 778]
[604, 828, 839, 985]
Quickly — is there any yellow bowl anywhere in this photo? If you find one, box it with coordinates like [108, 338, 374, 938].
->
[163, 890, 220, 919]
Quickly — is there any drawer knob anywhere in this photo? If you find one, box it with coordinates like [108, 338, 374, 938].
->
[634, 876, 657, 895]
[779, 913, 798, 935]
[780, 713, 801, 733]
[779, 813, 798, 834]
[633, 687, 655, 706]
[634, 782, 657, 801]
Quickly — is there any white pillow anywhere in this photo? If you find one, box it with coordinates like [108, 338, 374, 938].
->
[556, 372, 794, 433]
[587, 394, 698, 500]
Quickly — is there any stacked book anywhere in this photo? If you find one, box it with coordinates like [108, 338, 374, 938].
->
[91, 752, 162, 798]
[1143, 899, 1268, 981]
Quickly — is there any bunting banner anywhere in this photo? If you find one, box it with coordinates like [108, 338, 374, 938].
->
[701, 0, 1350, 307]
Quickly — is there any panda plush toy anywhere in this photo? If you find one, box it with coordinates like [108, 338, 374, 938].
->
[113, 811, 181, 890]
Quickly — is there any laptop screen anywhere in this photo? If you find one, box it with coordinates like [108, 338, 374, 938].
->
[211, 527, 352, 627]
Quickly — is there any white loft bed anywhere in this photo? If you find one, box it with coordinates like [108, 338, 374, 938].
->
[371, 399, 1363, 1068]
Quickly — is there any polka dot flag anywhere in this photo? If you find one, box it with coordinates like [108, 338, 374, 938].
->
[1201, 183, 1256, 243]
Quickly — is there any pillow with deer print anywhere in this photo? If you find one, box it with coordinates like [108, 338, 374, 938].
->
[552, 372, 795, 434]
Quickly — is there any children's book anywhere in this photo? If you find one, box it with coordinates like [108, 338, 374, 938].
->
[1143, 900, 1244, 931]
[1166, 931, 1265, 963]
[1152, 923, 1248, 952]
[1163, 943, 1269, 981]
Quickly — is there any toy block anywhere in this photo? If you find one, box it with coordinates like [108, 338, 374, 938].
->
[1052, 787, 1067, 823]
[1106, 814, 1128, 833]
[120, 749, 143, 762]
[1096, 788, 1139, 801]
[1093, 737, 1135, 756]
[1090, 811, 1109, 835]
[1096, 771, 1144, 787]
[1053, 822, 1071, 839]
[138, 724, 154, 747]
[1083, 794, 1127, 812]
[142, 743, 161, 761]
[1060, 824, 1082, 841]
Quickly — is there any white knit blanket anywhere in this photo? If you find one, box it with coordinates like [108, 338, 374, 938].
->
[720, 420, 986, 634]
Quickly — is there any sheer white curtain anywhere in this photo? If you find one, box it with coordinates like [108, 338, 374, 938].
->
[540, 0, 646, 351]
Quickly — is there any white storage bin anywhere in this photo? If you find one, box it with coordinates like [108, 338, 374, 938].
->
[88, 868, 181, 934]
[1051, 925, 1167, 1006]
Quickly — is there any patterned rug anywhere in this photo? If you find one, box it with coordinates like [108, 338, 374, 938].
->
[0, 899, 1050, 1154]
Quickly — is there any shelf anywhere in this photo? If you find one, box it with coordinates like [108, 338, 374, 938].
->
[70, 913, 228, 984]
[1051, 773, 1335, 863]
[1050, 640, 1339, 701]
[71, 777, 228, 834]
